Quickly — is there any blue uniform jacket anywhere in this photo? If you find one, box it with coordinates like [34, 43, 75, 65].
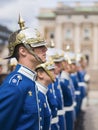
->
[60, 71, 75, 130]
[77, 70, 87, 98]
[54, 77, 66, 130]
[36, 81, 51, 130]
[0, 64, 39, 130]
[60, 72, 73, 107]
[70, 73, 81, 116]
[47, 83, 59, 130]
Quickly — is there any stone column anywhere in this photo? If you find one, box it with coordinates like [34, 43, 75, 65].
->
[55, 23, 63, 49]
[74, 23, 81, 53]
[93, 23, 98, 69]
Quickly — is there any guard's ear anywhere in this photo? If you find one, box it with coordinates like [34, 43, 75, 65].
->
[19, 46, 28, 57]
[37, 71, 44, 79]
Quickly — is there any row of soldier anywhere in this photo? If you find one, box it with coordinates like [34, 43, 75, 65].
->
[0, 16, 90, 130]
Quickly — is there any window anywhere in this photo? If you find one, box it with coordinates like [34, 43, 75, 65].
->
[50, 32, 54, 39]
[67, 15, 71, 19]
[49, 32, 55, 47]
[83, 28, 90, 40]
[65, 29, 72, 40]
[84, 15, 89, 19]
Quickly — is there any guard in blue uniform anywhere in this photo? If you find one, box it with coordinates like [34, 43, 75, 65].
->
[54, 77, 66, 130]
[46, 48, 59, 130]
[47, 83, 59, 130]
[47, 47, 66, 130]
[35, 61, 56, 130]
[60, 54, 76, 130]
[60, 70, 75, 130]
[52, 54, 66, 130]
[0, 16, 47, 130]
[77, 70, 87, 100]
[77, 55, 88, 109]
[70, 64, 81, 117]
[0, 64, 39, 130]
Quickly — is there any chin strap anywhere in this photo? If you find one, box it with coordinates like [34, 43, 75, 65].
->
[44, 69, 55, 82]
[23, 43, 43, 64]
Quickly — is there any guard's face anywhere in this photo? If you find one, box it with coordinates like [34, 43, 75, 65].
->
[62, 61, 67, 69]
[80, 60, 87, 69]
[54, 62, 62, 75]
[66, 63, 72, 73]
[70, 64, 76, 73]
[33, 45, 47, 63]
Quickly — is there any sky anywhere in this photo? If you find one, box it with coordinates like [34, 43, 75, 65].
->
[0, 0, 98, 31]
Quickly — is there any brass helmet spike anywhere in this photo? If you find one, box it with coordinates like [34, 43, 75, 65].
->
[18, 14, 25, 30]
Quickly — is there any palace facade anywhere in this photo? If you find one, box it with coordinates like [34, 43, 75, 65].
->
[38, 2, 98, 70]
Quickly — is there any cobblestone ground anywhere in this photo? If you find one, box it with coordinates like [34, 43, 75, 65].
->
[75, 90, 98, 130]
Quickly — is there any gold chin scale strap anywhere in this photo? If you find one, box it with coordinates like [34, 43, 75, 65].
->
[23, 42, 43, 64]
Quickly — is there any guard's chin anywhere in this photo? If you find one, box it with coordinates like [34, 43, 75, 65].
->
[42, 60, 46, 63]
[42, 58, 46, 63]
